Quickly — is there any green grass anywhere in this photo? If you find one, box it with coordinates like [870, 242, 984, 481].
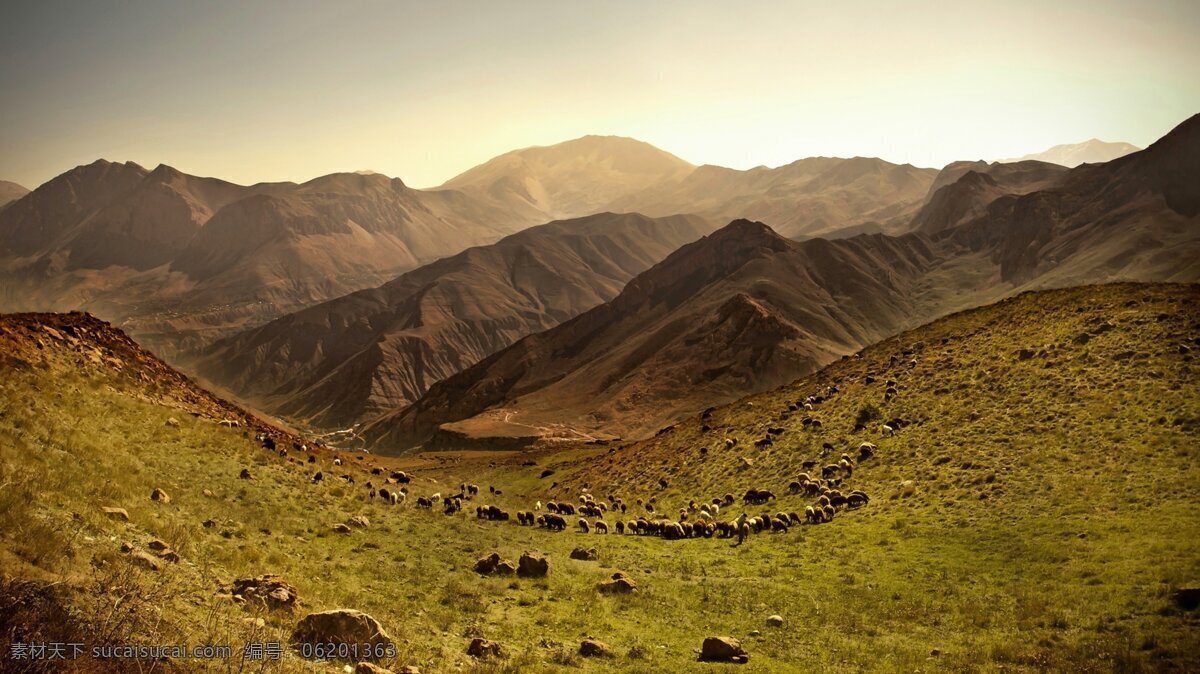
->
[1, 283, 1198, 673]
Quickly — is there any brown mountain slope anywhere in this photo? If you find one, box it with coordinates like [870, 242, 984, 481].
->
[0, 164, 527, 358]
[0, 180, 29, 209]
[608, 156, 938, 238]
[192, 212, 712, 430]
[946, 112, 1200, 285]
[441, 135, 696, 223]
[911, 160, 1068, 234]
[366, 220, 943, 448]
[368, 114, 1200, 451]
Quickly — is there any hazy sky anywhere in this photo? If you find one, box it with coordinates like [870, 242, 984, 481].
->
[2, 0, 1198, 189]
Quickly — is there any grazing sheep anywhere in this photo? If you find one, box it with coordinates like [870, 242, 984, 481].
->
[788, 481, 803, 494]
[535, 500, 542, 511]
[723, 493, 736, 506]
[858, 442, 877, 460]
[615, 521, 625, 534]
[594, 521, 609, 534]
[333, 458, 343, 466]
[822, 505, 836, 521]
[578, 519, 590, 533]
[881, 424, 895, 437]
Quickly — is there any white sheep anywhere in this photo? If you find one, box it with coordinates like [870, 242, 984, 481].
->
[881, 424, 895, 437]
[535, 500, 542, 511]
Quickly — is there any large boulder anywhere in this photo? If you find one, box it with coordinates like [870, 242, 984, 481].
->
[699, 636, 748, 663]
[150, 488, 171, 503]
[230, 574, 300, 611]
[517, 551, 548, 578]
[579, 638, 614, 658]
[292, 610, 393, 656]
[466, 637, 503, 659]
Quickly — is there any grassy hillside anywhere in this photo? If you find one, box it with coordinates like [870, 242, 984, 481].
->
[1, 283, 1197, 673]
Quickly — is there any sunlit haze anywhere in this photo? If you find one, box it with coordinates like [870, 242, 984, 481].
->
[2, 0, 1198, 189]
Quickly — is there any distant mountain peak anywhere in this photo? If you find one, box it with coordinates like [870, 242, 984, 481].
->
[1003, 138, 1140, 167]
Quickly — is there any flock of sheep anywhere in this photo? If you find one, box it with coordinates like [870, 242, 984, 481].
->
[252, 363, 921, 547]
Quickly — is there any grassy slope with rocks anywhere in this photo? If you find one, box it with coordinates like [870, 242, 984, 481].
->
[1, 283, 1198, 673]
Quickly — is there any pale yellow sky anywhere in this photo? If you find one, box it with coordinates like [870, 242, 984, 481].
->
[1, 1, 1197, 189]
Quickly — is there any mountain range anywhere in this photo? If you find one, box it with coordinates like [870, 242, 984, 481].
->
[191, 212, 712, 430]
[362, 113, 1200, 449]
[0, 162, 532, 356]
[2, 116, 1194, 452]
[1002, 138, 1141, 167]
[441, 137, 940, 239]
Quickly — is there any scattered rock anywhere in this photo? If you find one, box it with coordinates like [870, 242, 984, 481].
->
[930, 648, 942, 657]
[128, 550, 162, 572]
[203, 519, 216, 528]
[765, 614, 784, 627]
[165, 417, 180, 428]
[466, 637, 503, 659]
[332, 523, 353, 534]
[397, 667, 420, 674]
[1017, 348, 1036, 361]
[1173, 586, 1200, 610]
[291, 610, 393, 656]
[517, 551, 549, 578]
[347, 515, 370, 529]
[118, 541, 134, 553]
[699, 636, 748, 663]
[239, 468, 252, 480]
[102, 506, 129, 522]
[739, 457, 754, 470]
[157, 549, 181, 563]
[570, 547, 599, 561]
[230, 574, 300, 611]
[579, 638, 614, 658]
[748, 630, 761, 637]
[202, 489, 214, 498]
[474, 552, 501, 575]
[598, 572, 638, 594]
[147, 539, 170, 551]
[354, 663, 394, 674]
[494, 560, 516, 575]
